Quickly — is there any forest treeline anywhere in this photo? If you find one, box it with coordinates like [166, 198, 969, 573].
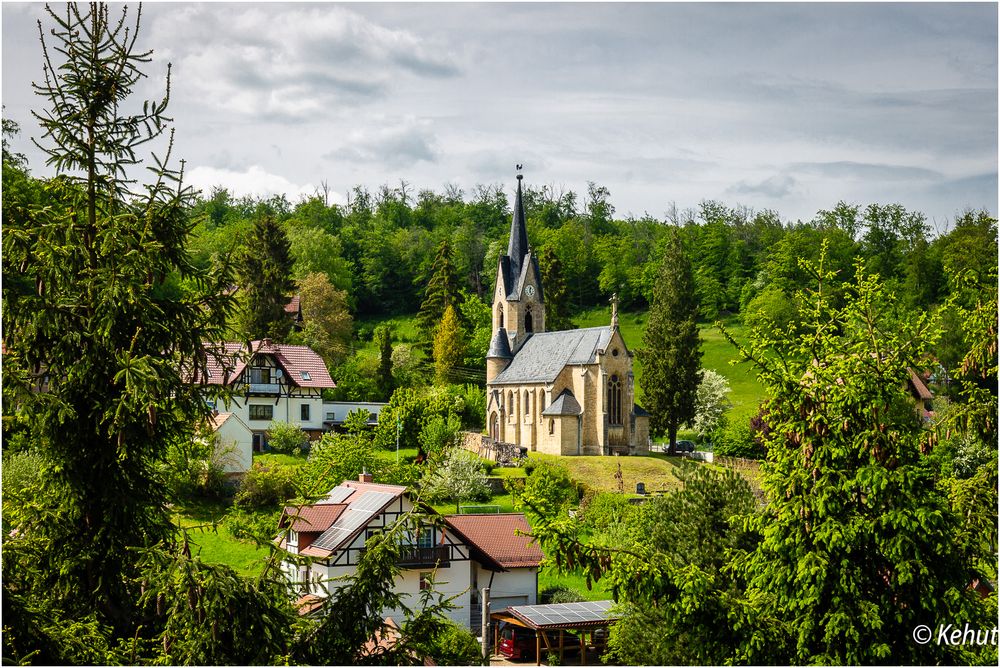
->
[188, 181, 995, 320]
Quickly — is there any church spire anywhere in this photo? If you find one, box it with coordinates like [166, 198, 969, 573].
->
[508, 165, 529, 273]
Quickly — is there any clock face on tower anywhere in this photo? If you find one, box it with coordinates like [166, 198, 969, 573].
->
[525, 285, 535, 298]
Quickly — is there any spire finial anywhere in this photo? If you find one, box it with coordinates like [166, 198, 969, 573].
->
[610, 293, 620, 330]
[516, 163, 523, 181]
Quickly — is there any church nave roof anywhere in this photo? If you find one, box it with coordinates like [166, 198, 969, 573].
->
[490, 326, 614, 385]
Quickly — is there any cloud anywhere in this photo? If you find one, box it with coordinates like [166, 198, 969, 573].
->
[185, 165, 339, 203]
[147, 5, 460, 120]
[792, 161, 942, 181]
[329, 118, 438, 167]
[727, 174, 799, 199]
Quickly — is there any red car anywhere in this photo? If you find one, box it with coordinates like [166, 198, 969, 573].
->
[497, 622, 580, 661]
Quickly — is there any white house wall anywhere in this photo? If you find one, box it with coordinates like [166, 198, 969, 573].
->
[214, 417, 253, 472]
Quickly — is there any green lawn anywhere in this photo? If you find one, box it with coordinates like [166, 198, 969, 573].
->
[253, 452, 308, 468]
[538, 566, 613, 601]
[529, 451, 685, 495]
[173, 507, 271, 576]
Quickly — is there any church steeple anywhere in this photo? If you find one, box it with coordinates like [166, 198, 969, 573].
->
[508, 165, 529, 277]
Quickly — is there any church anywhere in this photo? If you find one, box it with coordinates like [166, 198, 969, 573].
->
[485, 171, 651, 456]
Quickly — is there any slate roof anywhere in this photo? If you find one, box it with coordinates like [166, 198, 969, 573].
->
[496, 176, 544, 302]
[633, 404, 651, 417]
[199, 340, 335, 389]
[444, 514, 543, 570]
[541, 389, 582, 416]
[487, 328, 514, 359]
[490, 327, 613, 385]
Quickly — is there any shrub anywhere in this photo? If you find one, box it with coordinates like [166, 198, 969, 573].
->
[516, 460, 578, 517]
[234, 463, 299, 509]
[579, 491, 636, 533]
[412, 619, 482, 665]
[223, 508, 282, 544]
[162, 435, 234, 501]
[713, 421, 765, 460]
[266, 421, 308, 455]
[540, 585, 585, 604]
[419, 413, 462, 460]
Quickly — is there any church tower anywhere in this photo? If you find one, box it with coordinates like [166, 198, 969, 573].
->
[487, 168, 545, 384]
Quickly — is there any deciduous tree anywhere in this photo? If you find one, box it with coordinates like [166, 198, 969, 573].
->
[296, 271, 352, 368]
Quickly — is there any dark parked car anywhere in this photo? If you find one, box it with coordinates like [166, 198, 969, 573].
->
[675, 440, 696, 453]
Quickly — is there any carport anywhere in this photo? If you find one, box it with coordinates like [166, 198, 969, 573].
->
[491, 600, 619, 665]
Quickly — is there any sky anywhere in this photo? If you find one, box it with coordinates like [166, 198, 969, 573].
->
[2, 2, 997, 227]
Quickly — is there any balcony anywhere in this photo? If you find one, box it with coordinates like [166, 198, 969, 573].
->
[397, 545, 450, 568]
[246, 382, 281, 395]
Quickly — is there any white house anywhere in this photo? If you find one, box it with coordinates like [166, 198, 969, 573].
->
[198, 339, 336, 452]
[205, 411, 254, 473]
[277, 474, 543, 630]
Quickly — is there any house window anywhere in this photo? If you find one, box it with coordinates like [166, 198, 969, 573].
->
[249, 404, 273, 421]
[417, 529, 433, 548]
[326, 411, 335, 421]
[301, 404, 310, 421]
[301, 371, 311, 381]
[608, 374, 623, 426]
[249, 367, 271, 384]
[419, 572, 432, 591]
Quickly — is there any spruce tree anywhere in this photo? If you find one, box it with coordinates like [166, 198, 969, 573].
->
[639, 230, 702, 452]
[539, 245, 574, 330]
[418, 239, 462, 344]
[238, 214, 295, 340]
[374, 324, 394, 399]
[433, 304, 465, 385]
[2, 2, 231, 631]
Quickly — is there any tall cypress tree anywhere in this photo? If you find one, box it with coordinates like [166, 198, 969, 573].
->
[417, 239, 462, 343]
[539, 245, 574, 331]
[238, 215, 295, 340]
[639, 230, 703, 452]
[2, 3, 232, 631]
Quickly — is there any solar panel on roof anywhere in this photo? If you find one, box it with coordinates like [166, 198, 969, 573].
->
[320, 487, 354, 504]
[510, 600, 617, 628]
[308, 491, 396, 551]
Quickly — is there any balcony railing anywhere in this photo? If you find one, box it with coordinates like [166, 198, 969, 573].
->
[397, 545, 450, 568]
[246, 382, 281, 395]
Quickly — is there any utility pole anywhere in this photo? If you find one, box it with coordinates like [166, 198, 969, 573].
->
[481, 586, 490, 661]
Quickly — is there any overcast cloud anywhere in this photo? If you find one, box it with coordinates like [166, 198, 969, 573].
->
[2, 2, 996, 225]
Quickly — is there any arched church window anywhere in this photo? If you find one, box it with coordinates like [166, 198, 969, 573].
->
[508, 391, 515, 421]
[608, 374, 623, 426]
[497, 304, 504, 329]
[549, 419, 555, 435]
[525, 308, 534, 333]
[540, 392, 546, 416]
[524, 390, 531, 418]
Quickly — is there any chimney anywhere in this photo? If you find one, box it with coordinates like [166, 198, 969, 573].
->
[359, 469, 373, 483]
[262, 337, 272, 348]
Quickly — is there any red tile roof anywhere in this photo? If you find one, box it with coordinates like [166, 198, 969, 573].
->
[294, 594, 325, 616]
[284, 294, 301, 315]
[907, 368, 934, 401]
[199, 340, 334, 389]
[281, 504, 347, 533]
[444, 514, 543, 569]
